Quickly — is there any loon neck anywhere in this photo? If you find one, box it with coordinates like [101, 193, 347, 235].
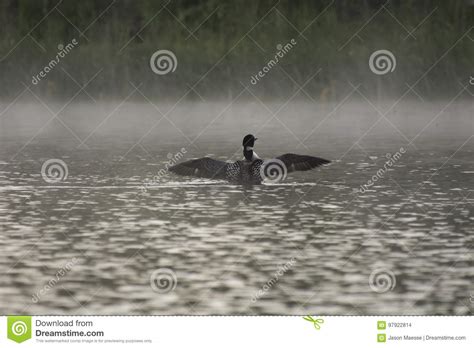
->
[243, 146, 254, 161]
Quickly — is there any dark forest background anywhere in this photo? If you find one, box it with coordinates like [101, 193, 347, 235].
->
[0, 0, 473, 101]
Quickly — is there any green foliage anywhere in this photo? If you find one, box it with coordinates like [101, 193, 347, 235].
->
[0, 0, 472, 100]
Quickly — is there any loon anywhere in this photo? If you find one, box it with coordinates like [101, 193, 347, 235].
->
[168, 134, 330, 184]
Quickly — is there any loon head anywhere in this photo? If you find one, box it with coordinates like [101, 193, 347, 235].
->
[242, 134, 257, 161]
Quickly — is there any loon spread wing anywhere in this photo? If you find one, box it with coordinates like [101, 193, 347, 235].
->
[276, 153, 330, 173]
[167, 134, 331, 183]
[168, 157, 229, 179]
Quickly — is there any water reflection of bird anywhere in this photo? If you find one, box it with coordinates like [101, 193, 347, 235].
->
[168, 134, 330, 184]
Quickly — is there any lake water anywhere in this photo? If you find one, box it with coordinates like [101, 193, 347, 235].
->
[0, 100, 472, 315]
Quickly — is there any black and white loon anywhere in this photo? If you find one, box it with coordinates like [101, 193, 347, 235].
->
[168, 134, 330, 184]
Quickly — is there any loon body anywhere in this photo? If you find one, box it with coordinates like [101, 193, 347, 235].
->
[168, 134, 330, 184]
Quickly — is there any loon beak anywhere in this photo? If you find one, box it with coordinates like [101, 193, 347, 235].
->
[255, 138, 258, 141]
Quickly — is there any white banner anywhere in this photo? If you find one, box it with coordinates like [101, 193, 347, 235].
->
[0, 316, 472, 347]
